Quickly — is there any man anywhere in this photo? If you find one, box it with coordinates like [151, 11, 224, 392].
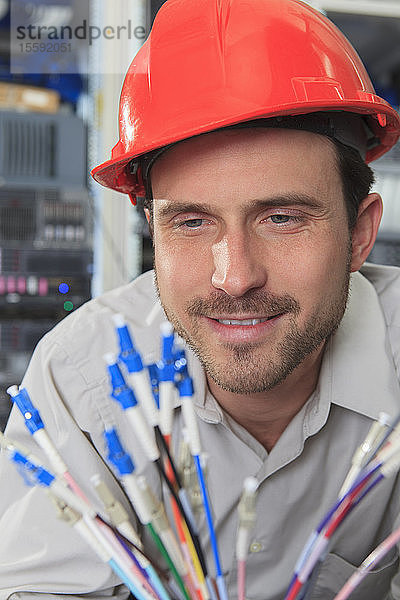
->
[1, 0, 400, 599]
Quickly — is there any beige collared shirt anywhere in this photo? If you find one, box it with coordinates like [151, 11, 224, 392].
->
[1, 263, 400, 600]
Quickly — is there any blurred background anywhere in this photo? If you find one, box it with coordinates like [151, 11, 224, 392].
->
[0, 0, 399, 428]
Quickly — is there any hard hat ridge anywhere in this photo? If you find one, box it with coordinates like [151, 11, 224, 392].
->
[92, 0, 400, 204]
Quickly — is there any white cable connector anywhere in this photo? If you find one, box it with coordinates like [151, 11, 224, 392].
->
[179, 433, 202, 514]
[91, 474, 142, 548]
[125, 405, 160, 462]
[236, 477, 258, 561]
[376, 422, 400, 465]
[128, 370, 159, 428]
[50, 479, 97, 518]
[121, 473, 153, 526]
[53, 495, 113, 564]
[160, 321, 174, 337]
[137, 476, 187, 576]
[159, 381, 176, 437]
[112, 313, 126, 329]
[339, 413, 392, 497]
[380, 449, 400, 479]
[104, 354, 160, 462]
[180, 396, 201, 457]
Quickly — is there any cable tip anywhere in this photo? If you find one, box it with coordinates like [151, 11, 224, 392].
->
[378, 412, 392, 427]
[6, 385, 19, 398]
[160, 321, 174, 337]
[90, 473, 101, 486]
[174, 335, 185, 348]
[112, 313, 126, 328]
[243, 476, 258, 494]
[200, 453, 209, 469]
[137, 475, 147, 490]
[103, 352, 117, 366]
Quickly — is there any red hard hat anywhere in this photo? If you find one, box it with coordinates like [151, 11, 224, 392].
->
[92, 0, 400, 204]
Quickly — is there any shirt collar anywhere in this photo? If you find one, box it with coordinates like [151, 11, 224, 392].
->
[318, 270, 400, 422]
[189, 269, 400, 426]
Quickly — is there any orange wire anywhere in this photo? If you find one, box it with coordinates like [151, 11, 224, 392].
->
[163, 435, 204, 600]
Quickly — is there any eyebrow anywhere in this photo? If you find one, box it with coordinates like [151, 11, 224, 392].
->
[154, 193, 325, 219]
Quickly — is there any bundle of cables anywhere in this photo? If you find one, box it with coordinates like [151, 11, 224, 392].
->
[284, 410, 400, 600]
[3, 316, 258, 600]
[3, 315, 400, 600]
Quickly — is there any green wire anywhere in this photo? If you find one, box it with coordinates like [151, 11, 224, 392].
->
[146, 522, 191, 600]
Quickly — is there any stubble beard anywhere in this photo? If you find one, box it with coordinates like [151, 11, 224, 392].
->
[154, 262, 351, 395]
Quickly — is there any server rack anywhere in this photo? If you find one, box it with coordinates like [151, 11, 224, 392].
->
[0, 110, 92, 428]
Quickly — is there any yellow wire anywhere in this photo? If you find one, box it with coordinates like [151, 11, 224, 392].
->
[181, 517, 209, 600]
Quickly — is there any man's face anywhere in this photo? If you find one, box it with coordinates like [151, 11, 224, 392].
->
[150, 128, 353, 394]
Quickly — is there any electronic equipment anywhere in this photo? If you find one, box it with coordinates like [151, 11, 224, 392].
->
[0, 110, 92, 429]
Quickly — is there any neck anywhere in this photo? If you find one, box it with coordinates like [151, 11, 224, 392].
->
[207, 343, 325, 452]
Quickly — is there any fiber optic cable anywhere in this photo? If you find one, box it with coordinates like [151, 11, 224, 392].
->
[113, 313, 159, 428]
[333, 522, 400, 600]
[147, 520, 191, 600]
[112, 318, 211, 598]
[289, 425, 400, 599]
[171, 497, 206, 600]
[7, 383, 158, 594]
[84, 514, 158, 600]
[178, 435, 203, 519]
[7, 385, 89, 502]
[1, 433, 154, 599]
[154, 383, 216, 600]
[158, 321, 177, 439]
[104, 427, 190, 600]
[104, 355, 160, 463]
[158, 428, 207, 600]
[339, 412, 392, 496]
[236, 477, 258, 600]
[284, 469, 378, 600]
[88, 479, 162, 599]
[54, 498, 154, 600]
[91, 474, 143, 547]
[176, 373, 228, 600]
[136, 474, 194, 596]
[155, 427, 200, 539]
[0, 432, 96, 517]
[105, 341, 206, 591]
[152, 423, 211, 599]
[138, 473, 187, 573]
[115, 531, 172, 600]
[363, 412, 400, 469]
[90, 473, 167, 592]
[7, 386, 69, 477]
[94, 515, 159, 600]
[285, 422, 400, 600]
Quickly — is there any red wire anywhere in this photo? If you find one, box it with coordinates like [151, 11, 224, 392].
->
[286, 577, 302, 600]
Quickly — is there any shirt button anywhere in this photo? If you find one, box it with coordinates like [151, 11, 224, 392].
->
[249, 541, 263, 553]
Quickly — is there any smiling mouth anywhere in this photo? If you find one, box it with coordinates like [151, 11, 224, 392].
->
[214, 316, 281, 326]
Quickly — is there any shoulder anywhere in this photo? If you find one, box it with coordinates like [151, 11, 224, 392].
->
[35, 269, 164, 385]
[359, 263, 400, 379]
[360, 263, 400, 328]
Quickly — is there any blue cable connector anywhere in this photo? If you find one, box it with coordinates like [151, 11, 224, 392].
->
[104, 428, 135, 476]
[8, 387, 44, 434]
[106, 361, 138, 410]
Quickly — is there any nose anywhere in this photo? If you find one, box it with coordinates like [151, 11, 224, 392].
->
[211, 232, 267, 297]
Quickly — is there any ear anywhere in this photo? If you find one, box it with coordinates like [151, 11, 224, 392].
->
[350, 193, 383, 272]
